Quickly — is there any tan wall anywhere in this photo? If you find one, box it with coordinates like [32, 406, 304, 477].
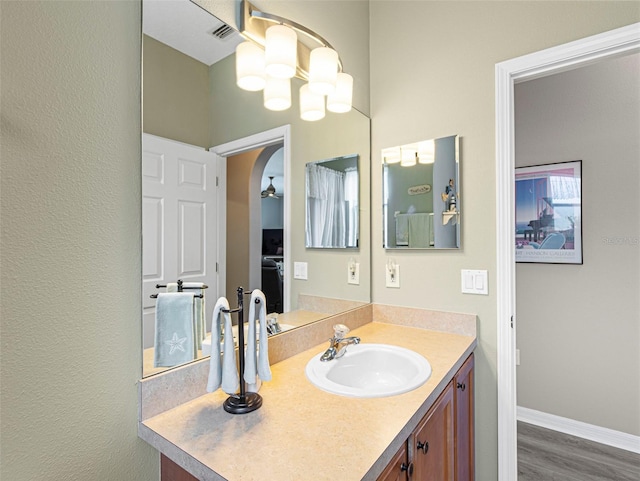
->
[143, 35, 211, 148]
[1, 1, 158, 480]
[369, 2, 639, 479]
[227, 149, 263, 301]
[515, 53, 640, 436]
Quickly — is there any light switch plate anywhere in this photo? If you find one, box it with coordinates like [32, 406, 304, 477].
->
[386, 264, 400, 288]
[294, 262, 308, 280]
[348, 262, 360, 285]
[461, 269, 488, 295]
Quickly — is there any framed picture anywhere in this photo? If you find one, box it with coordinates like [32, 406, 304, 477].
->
[515, 160, 582, 264]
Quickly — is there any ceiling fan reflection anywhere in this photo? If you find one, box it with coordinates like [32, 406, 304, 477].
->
[261, 176, 279, 198]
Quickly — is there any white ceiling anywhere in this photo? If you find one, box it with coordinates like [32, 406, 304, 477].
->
[142, 0, 242, 66]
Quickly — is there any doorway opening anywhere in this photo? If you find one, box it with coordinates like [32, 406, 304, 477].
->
[495, 23, 640, 480]
[211, 125, 291, 313]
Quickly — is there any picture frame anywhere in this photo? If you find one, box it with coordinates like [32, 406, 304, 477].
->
[515, 160, 582, 264]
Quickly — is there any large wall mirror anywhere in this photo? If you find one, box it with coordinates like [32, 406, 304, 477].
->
[305, 154, 359, 249]
[141, 0, 371, 377]
[382, 135, 460, 249]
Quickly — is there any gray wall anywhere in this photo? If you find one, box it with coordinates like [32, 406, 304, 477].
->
[369, 2, 639, 479]
[515, 53, 640, 436]
[1, 1, 158, 480]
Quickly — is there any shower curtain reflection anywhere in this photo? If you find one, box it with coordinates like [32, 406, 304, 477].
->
[306, 158, 359, 248]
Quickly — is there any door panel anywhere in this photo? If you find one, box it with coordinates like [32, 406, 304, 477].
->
[142, 134, 218, 350]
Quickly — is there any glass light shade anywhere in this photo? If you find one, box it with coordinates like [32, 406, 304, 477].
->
[309, 47, 338, 95]
[235, 42, 266, 91]
[418, 139, 435, 164]
[382, 147, 401, 164]
[327, 73, 353, 113]
[265, 25, 297, 79]
[263, 76, 291, 111]
[300, 84, 325, 121]
[400, 147, 417, 167]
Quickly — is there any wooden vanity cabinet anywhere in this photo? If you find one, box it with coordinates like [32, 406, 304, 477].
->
[377, 354, 474, 481]
[377, 442, 411, 481]
[454, 353, 475, 481]
[161, 454, 198, 481]
[162, 355, 474, 481]
[411, 381, 455, 480]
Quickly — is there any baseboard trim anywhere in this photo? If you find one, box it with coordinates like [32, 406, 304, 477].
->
[517, 406, 640, 454]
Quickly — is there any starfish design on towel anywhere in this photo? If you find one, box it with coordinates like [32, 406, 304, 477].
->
[165, 332, 187, 355]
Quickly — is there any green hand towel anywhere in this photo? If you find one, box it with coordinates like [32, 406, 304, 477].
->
[153, 292, 196, 367]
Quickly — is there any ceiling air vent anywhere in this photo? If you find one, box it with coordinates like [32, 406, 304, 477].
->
[210, 23, 235, 40]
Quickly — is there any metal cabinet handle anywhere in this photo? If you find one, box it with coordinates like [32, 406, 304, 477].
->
[457, 382, 466, 391]
[400, 462, 414, 476]
[416, 440, 429, 454]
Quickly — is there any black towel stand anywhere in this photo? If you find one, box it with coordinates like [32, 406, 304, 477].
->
[220, 286, 263, 414]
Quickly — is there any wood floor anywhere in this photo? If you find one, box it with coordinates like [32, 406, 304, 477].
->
[518, 421, 640, 481]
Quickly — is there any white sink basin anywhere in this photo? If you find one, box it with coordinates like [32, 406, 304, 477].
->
[305, 343, 432, 398]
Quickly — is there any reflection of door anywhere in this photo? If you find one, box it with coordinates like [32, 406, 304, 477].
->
[142, 134, 219, 348]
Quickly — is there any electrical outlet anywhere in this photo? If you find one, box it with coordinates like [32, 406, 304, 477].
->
[294, 262, 308, 280]
[348, 262, 360, 285]
[516, 349, 520, 366]
[385, 263, 400, 288]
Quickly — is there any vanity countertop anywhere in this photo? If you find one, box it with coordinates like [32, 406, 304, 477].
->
[139, 321, 476, 481]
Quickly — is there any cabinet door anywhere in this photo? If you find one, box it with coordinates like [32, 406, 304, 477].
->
[161, 454, 198, 481]
[412, 381, 455, 481]
[377, 442, 411, 481]
[455, 354, 475, 481]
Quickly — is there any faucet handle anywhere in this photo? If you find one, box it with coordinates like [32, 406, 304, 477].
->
[333, 324, 350, 340]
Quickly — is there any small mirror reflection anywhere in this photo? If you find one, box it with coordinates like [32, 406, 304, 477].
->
[305, 154, 359, 248]
[382, 135, 460, 249]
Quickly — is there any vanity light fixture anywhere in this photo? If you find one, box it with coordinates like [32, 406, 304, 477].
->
[299, 84, 325, 121]
[235, 41, 266, 91]
[264, 76, 291, 111]
[327, 72, 354, 113]
[235, 0, 353, 120]
[382, 147, 401, 164]
[400, 146, 418, 167]
[418, 139, 435, 164]
[264, 24, 297, 79]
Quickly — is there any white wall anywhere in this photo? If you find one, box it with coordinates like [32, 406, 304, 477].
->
[1, 1, 158, 480]
[370, 2, 639, 479]
[515, 53, 640, 436]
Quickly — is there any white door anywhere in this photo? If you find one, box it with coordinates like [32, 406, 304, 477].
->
[142, 134, 219, 349]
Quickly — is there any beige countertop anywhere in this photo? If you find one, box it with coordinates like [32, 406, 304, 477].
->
[139, 321, 476, 481]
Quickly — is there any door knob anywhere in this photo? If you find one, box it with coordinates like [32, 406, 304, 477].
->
[400, 462, 414, 476]
[416, 440, 429, 454]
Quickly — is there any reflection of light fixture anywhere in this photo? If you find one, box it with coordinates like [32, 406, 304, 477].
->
[264, 76, 291, 111]
[235, 42, 266, 91]
[327, 73, 353, 113]
[264, 25, 297, 79]
[418, 139, 435, 164]
[236, 0, 353, 121]
[261, 176, 279, 198]
[382, 147, 401, 164]
[400, 147, 417, 167]
[309, 47, 338, 95]
[299, 84, 325, 121]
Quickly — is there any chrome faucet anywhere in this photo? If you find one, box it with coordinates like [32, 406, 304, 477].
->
[320, 324, 360, 362]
